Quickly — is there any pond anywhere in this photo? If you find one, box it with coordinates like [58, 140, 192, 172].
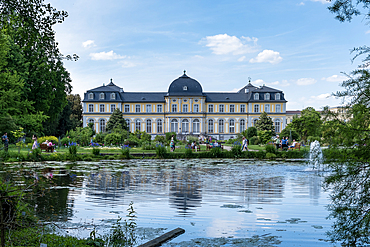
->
[12, 159, 337, 246]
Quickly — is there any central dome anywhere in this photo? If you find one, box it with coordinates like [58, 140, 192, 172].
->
[168, 72, 203, 96]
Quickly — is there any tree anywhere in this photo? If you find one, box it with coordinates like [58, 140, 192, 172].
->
[106, 109, 128, 132]
[0, 0, 77, 135]
[246, 127, 258, 139]
[279, 126, 299, 141]
[290, 107, 322, 142]
[0, 32, 47, 138]
[255, 112, 274, 132]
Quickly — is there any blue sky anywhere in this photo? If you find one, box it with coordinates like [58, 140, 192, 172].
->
[49, 0, 369, 110]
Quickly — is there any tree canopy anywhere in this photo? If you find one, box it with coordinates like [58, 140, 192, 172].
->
[106, 109, 128, 132]
[0, 0, 77, 136]
[289, 107, 322, 142]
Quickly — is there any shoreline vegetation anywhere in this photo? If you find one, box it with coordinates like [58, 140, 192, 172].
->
[0, 144, 311, 162]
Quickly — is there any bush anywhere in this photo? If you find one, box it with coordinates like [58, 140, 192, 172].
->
[38, 136, 58, 145]
[250, 136, 259, 145]
[142, 141, 156, 150]
[154, 135, 165, 143]
[210, 147, 222, 158]
[92, 148, 100, 156]
[121, 146, 131, 159]
[104, 133, 122, 146]
[68, 142, 77, 155]
[155, 144, 168, 158]
[184, 147, 193, 158]
[226, 138, 235, 144]
[266, 152, 277, 159]
[265, 144, 276, 154]
[61, 137, 71, 147]
[246, 127, 258, 139]
[231, 143, 242, 158]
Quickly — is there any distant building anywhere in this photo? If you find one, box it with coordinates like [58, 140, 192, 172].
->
[82, 72, 288, 139]
[286, 110, 301, 125]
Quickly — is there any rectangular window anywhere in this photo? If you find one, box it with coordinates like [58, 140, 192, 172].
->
[208, 104, 213, 113]
[146, 104, 152, 113]
[172, 104, 177, 112]
[157, 104, 162, 113]
[219, 104, 224, 113]
[240, 104, 246, 113]
[99, 104, 105, 112]
[230, 104, 235, 113]
[111, 104, 116, 112]
[124, 104, 130, 113]
[194, 104, 199, 113]
[276, 104, 281, 113]
[183, 104, 188, 113]
[265, 104, 270, 112]
[135, 104, 141, 113]
[254, 104, 259, 113]
[157, 120, 163, 133]
[88, 104, 94, 112]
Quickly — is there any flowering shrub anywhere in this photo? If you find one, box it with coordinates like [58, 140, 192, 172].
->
[121, 146, 130, 159]
[68, 142, 77, 155]
[155, 144, 167, 158]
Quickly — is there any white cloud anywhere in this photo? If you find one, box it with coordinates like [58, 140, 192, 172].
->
[121, 61, 136, 68]
[201, 34, 258, 55]
[310, 93, 331, 100]
[366, 30, 370, 34]
[90, 50, 126, 60]
[252, 79, 281, 86]
[249, 50, 282, 64]
[310, 0, 330, 4]
[298, 2, 305, 5]
[238, 56, 246, 62]
[296, 78, 317, 85]
[321, 74, 347, 82]
[82, 40, 95, 48]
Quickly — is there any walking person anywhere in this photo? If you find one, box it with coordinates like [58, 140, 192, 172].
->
[275, 135, 280, 150]
[32, 135, 38, 149]
[242, 136, 248, 151]
[2, 132, 9, 152]
[170, 135, 175, 152]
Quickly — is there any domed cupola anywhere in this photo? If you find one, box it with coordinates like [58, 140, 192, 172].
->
[168, 71, 203, 96]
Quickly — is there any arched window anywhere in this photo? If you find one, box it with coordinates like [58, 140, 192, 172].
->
[219, 119, 224, 133]
[88, 119, 95, 129]
[125, 119, 130, 132]
[157, 119, 163, 133]
[274, 119, 281, 133]
[171, 119, 178, 133]
[99, 119, 106, 132]
[182, 119, 189, 134]
[89, 93, 94, 99]
[240, 119, 245, 132]
[146, 119, 152, 133]
[265, 93, 270, 100]
[254, 93, 259, 100]
[253, 119, 258, 126]
[208, 119, 214, 133]
[275, 93, 280, 100]
[193, 119, 200, 134]
[100, 93, 105, 99]
[229, 119, 235, 133]
[135, 119, 141, 131]
[111, 93, 116, 99]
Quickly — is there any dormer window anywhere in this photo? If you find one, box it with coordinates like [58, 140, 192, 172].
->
[265, 93, 270, 100]
[245, 89, 249, 93]
[254, 93, 259, 100]
[100, 93, 105, 100]
[275, 93, 280, 100]
[111, 93, 115, 99]
[88, 93, 93, 99]
[183, 86, 188, 91]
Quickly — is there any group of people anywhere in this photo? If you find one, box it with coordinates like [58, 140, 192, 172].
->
[274, 135, 298, 150]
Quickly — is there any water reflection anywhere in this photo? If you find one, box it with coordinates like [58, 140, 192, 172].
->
[15, 160, 331, 245]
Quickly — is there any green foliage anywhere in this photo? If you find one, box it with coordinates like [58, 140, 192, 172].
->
[142, 142, 156, 150]
[55, 94, 83, 137]
[290, 107, 322, 142]
[106, 109, 128, 132]
[246, 127, 258, 139]
[165, 132, 177, 142]
[184, 148, 193, 158]
[121, 147, 130, 159]
[265, 152, 277, 159]
[210, 147, 222, 158]
[92, 148, 100, 156]
[95, 132, 108, 144]
[67, 126, 94, 146]
[104, 133, 123, 146]
[230, 143, 242, 158]
[38, 136, 58, 145]
[265, 144, 276, 154]
[68, 145, 77, 155]
[255, 112, 275, 132]
[250, 136, 260, 145]
[186, 135, 198, 143]
[280, 126, 299, 141]
[155, 144, 168, 158]
[154, 135, 165, 143]
[257, 130, 274, 144]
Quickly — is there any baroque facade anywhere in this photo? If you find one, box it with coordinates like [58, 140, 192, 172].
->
[82, 72, 288, 140]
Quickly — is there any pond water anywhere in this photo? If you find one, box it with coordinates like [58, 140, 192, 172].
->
[14, 159, 337, 246]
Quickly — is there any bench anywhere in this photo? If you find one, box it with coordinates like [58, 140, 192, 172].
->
[288, 142, 301, 151]
[40, 143, 54, 152]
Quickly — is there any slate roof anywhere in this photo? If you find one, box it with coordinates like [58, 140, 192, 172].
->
[82, 75, 287, 103]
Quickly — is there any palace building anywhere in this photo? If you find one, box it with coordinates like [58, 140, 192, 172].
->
[82, 72, 288, 140]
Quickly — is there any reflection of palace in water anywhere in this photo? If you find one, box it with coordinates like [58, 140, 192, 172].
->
[31, 162, 324, 219]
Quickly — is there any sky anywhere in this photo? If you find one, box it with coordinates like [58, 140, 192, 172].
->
[48, 0, 370, 110]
